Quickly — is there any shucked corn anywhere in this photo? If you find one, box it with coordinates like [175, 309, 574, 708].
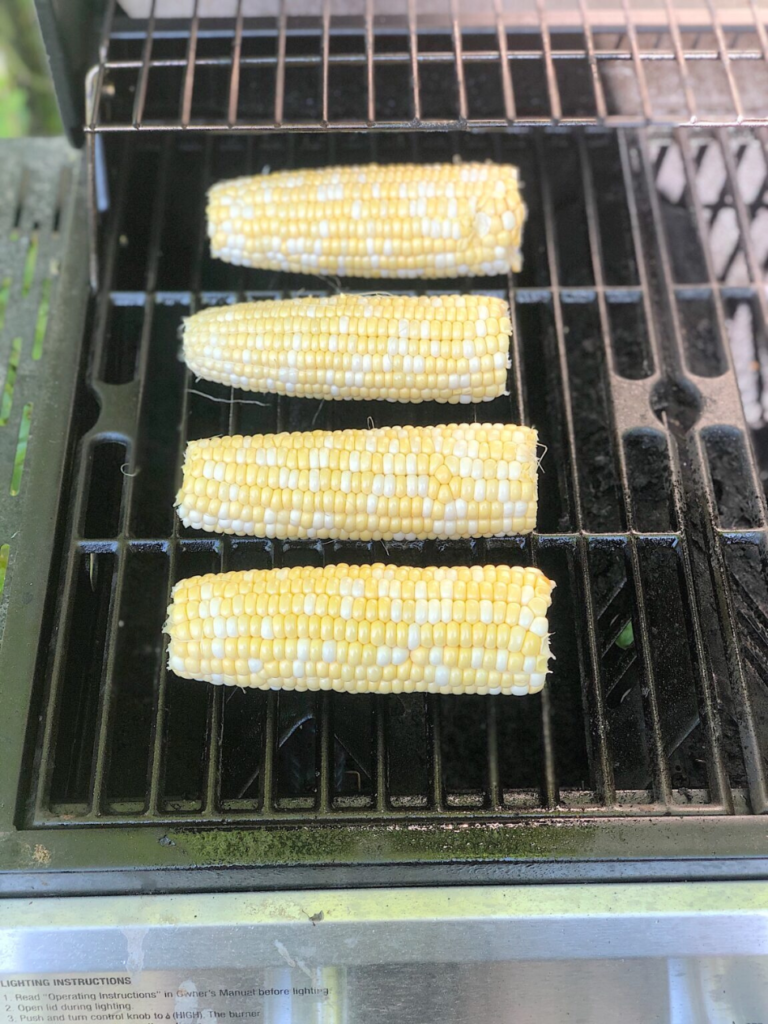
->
[182, 293, 512, 404]
[176, 422, 538, 541]
[207, 162, 525, 279]
[165, 563, 554, 695]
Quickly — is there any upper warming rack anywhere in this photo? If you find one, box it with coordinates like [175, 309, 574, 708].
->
[87, 0, 768, 133]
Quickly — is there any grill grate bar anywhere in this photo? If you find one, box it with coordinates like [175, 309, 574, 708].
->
[450, 0, 469, 124]
[506, 292, 528, 424]
[88, 117, 768, 135]
[580, 0, 608, 124]
[536, 137, 583, 531]
[71, 528, 768, 550]
[662, 0, 698, 122]
[536, 0, 562, 122]
[131, 0, 158, 129]
[492, 0, 516, 122]
[428, 696, 445, 812]
[203, 687, 223, 815]
[318, 691, 333, 814]
[749, 0, 768, 58]
[625, 543, 674, 803]
[536, 134, 618, 806]
[274, 0, 288, 126]
[705, 0, 745, 122]
[374, 701, 387, 812]
[32, 539, 102, 819]
[622, 0, 654, 123]
[259, 691, 277, 813]
[146, 137, 214, 816]
[485, 698, 501, 810]
[180, 0, 201, 128]
[407, 0, 422, 123]
[227, 0, 245, 127]
[620, 129, 737, 811]
[539, 684, 559, 808]
[321, 0, 331, 126]
[147, 410, 187, 815]
[673, 129, 768, 812]
[36, 799, 742, 827]
[534, 134, 617, 804]
[90, 139, 174, 818]
[577, 134, 675, 808]
[364, 0, 375, 125]
[97, 49, 768, 71]
[531, 530, 560, 809]
[96, 284, 763, 302]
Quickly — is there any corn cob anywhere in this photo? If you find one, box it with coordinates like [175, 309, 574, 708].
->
[183, 293, 512, 404]
[207, 162, 525, 279]
[165, 563, 554, 695]
[177, 422, 537, 541]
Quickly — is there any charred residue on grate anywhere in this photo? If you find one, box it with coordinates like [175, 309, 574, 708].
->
[607, 300, 654, 381]
[722, 539, 768, 785]
[704, 426, 765, 530]
[624, 430, 675, 534]
[24, 123, 768, 827]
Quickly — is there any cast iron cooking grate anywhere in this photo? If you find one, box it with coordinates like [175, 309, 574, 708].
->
[24, 125, 768, 829]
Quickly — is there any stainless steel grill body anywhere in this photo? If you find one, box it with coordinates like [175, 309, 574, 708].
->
[0, 4, 767, 898]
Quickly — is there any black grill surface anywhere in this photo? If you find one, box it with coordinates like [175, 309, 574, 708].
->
[30, 127, 768, 821]
[2, 125, 768, 895]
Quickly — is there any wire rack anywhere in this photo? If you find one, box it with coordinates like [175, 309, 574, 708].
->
[23, 124, 768, 829]
[86, 0, 768, 132]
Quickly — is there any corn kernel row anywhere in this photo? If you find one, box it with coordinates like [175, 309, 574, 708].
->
[182, 293, 512, 404]
[166, 563, 554, 695]
[207, 162, 525, 279]
[176, 422, 537, 541]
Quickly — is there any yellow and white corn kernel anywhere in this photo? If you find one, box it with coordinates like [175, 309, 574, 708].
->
[207, 162, 525, 279]
[176, 422, 538, 541]
[182, 293, 512, 404]
[165, 563, 554, 695]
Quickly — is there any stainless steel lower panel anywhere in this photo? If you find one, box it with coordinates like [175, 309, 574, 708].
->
[2, 883, 767, 1022]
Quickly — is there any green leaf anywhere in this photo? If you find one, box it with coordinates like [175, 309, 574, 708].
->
[615, 620, 635, 650]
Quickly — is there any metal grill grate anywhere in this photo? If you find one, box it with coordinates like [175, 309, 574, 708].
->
[86, 0, 768, 133]
[25, 125, 768, 830]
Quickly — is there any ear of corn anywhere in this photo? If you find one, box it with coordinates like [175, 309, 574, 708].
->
[207, 162, 525, 279]
[183, 293, 512, 404]
[176, 422, 538, 541]
[166, 563, 554, 696]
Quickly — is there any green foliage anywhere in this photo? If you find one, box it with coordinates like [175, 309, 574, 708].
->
[0, 0, 61, 137]
[615, 619, 635, 650]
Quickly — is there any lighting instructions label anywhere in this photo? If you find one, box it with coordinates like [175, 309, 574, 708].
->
[0, 972, 333, 1023]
